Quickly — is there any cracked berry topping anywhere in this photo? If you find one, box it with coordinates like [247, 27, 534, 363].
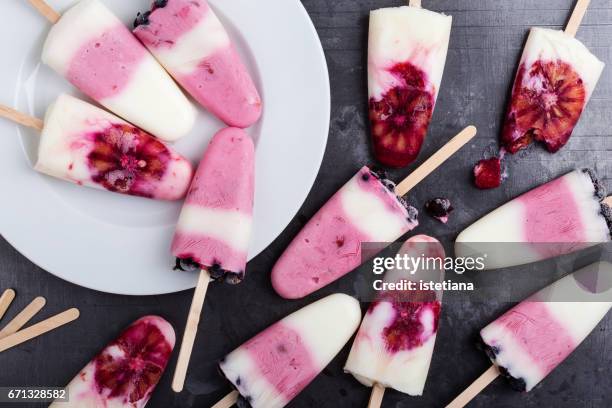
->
[174, 258, 244, 284]
[581, 168, 606, 201]
[87, 124, 171, 198]
[474, 157, 502, 190]
[133, 11, 151, 28]
[502, 60, 586, 154]
[367, 168, 418, 222]
[478, 337, 527, 391]
[425, 198, 454, 223]
[370, 62, 435, 168]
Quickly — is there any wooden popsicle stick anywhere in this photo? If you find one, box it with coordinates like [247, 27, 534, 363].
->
[395, 125, 477, 196]
[171, 269, 211, 392]
[604, 196, 612, 207]
[368, 383, 386, 408]
[28, 0, 61, 24]
[0, 297, 46, 339]
[0, 289, 16, 322]
[565, 0, 591, 37]
[211, 390, 239, 408]
[409, 0, 422, 7]
[445, 365, 500, 408]
[0, 105, 44, 132]
[0, 308, 80, 353]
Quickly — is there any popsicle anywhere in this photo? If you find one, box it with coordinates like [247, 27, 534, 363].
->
[170, 127, 255, 392]
[456, 169, 612, 270]
[501, 0, 604, 154]
[50, 316, 175, 408]
[272, 125, 477, 299]
[368, 0, 452, 167]
[215, 294, 361, 408]
[447, 261, 612, 407]
[29, 0, 196, 142]
[344, 235, 445, 407]
[0, 94, 193, 200]
[133, 0, 262, 128]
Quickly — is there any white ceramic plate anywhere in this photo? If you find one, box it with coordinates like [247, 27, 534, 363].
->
[0, 0, 330, 295]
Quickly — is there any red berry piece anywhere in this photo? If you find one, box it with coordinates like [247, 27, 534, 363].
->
[425, 198, 453, 224]
[87, 124, 171, 198]
[93, 318, 173, 404]
[501, 60, 586, 154]
[474, 157, 501, 189]
[369, 62, 435, 168]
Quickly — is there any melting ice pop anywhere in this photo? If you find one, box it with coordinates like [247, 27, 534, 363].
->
[0, 94, 193, 200]
[344, 235, 445, 407]
[29, 0, 196, 142]
[133, 0, 262, 128]
[447, 261, 612, 407]
[501, 0, 604, 154]
[456, 169, 612, 269]
[170, 127, 255, 392]
[50, 316, 175, 408]
[368, 0, 452, 167]
[271, 125, 477, 299]
[215, 294, 361, 408]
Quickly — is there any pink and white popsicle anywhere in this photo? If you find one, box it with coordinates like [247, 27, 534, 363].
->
[218, 294, 361, 408]
[40, 0, 196, 141]
[171, 127, 255, 283]
[50, 316, 175, 408]
[456, 169, 612, 269]
[133, 0, 262, 128]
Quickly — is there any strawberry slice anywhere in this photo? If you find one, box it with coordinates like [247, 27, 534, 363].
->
[369, 62, 435, 168]
[501, 60, 586, 154]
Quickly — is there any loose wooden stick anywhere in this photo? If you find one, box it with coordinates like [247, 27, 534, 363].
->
[171, 269, 211, 392]
[368, 383, 386, 408]
[0, 105, 44, 131]
[395, 126, 477, 196]
[604, 196, 612, 207]
[565, 0, 591, 37]
[0, 289, 16, 322]
[0, 308, 79, 353]
[28, 0, 61, 24]
[211, 390, 239, 408]
[445, 365, 500, 408]
[409, 0, 422, 7]
[0, 297, 46, 339]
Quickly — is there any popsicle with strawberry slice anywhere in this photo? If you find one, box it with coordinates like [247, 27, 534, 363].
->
[501, 0, 604, 154]
[368, 0, 452, 167]
[0, 93, 193, 200]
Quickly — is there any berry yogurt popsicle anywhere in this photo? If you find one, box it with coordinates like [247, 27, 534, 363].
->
[271, 167, 419, 299]
[455, 169, 612, 269]
[218, 294, 361, 408]
[171, 127, 254, 284]
[31, 93, 192, 200]
[134, 0, 262, 128]
[501, 27, 604, 153]
[344, 235, 445, 398]
[368, 4, 452, 167]
[50, 316, 175, 408]
[42, 0, 196, 142]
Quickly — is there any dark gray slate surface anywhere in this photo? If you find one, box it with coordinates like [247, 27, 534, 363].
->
[1, 0, 611, 407]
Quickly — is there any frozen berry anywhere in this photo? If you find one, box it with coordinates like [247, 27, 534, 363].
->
[87, 124, 171, 198]
[154, 0, 169, 9]
[474, 157, 501, 189]
[369, 62, 435, 168]
[174, 258, 200, 272]
[425, 198, 453, 223]
[133, 11, 151, 28]
[502, 60, 586, 154]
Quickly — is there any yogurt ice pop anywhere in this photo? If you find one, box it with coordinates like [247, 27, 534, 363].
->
[133, 0, 262, 128]
[272, 167, 419, 299]
[456, 169, 612, 269]
[447, 262, 612, 407]
[50, 316, 175, 408]
[41, 0, 196, 142]
[171, 127, 255, 284]
[501, 4, 604, 154]
[1, 94, 193, 200]
[368, 4, 452, 167]
[344, 235, 445, 398]
[218, 294, 361, 408]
